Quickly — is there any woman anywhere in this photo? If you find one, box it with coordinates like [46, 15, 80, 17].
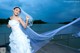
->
[7, 7, 32, 53]
[7, 7, 80, 53]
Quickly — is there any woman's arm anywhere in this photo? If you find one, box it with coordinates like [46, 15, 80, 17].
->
[7, 17, 11, 28]
[19, 16, 29, 29]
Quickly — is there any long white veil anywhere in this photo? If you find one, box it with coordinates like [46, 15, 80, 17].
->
[19, 8, 80, 53]
[19, 8, 33, 26]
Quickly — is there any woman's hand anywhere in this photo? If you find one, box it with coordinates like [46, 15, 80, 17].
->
[26, 15, 30, 20]
[7, 24, 11, 28]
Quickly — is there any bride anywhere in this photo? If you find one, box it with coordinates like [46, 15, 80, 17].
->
[7, 6, 80, 53]
[7, 7, 32, 53]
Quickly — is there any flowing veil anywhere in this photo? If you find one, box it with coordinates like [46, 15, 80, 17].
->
[19, 8, 80, 53]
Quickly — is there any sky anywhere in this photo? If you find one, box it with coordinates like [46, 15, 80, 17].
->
[0, 0, 80, 23]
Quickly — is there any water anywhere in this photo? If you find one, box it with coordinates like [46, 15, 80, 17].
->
[0, 24, 63, 45]
[0, 24, 80, 49]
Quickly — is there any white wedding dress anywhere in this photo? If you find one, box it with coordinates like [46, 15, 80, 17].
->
[8, 20, 32, 53]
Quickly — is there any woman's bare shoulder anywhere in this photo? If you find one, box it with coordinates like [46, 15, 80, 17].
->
[10, 16, 13, 20]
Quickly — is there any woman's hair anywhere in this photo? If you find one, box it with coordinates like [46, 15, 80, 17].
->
[13, 7, 21, 13]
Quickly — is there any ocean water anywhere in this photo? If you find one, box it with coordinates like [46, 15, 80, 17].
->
[0, 24, 63, 45]
[0, 24, 80, 49]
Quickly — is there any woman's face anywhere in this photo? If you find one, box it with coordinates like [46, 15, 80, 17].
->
[13, 8, 20, 16]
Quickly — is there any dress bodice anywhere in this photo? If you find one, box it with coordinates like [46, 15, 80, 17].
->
[8, 20, 21, 31]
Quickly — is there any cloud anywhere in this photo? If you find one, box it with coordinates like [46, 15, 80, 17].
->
[0, 0, 80, 23]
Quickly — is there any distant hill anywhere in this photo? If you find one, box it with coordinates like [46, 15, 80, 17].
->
[33, 20, 47, 24]
[0, 18, 47, 25]
[0, 18, 10, 25]
[72, 18, 77, 21]
[58, 18, 77, 24]
[58, 22, 71, 24]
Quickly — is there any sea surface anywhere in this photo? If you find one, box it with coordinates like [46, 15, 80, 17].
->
[0, 24, 80, 49]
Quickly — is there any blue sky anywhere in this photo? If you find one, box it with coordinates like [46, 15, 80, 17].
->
[0, 0, 80, 23]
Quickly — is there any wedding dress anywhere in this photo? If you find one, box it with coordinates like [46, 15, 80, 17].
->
[8, 19, 32, 53]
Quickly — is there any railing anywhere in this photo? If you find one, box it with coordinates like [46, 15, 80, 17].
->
[0, 33, 80, 51]
[0, 33, 10, 53]
[52, 34, 80, 50]
[0, 33, 10, 47]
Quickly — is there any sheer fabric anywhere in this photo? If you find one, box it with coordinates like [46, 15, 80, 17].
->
[19, 9, 80, 53]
